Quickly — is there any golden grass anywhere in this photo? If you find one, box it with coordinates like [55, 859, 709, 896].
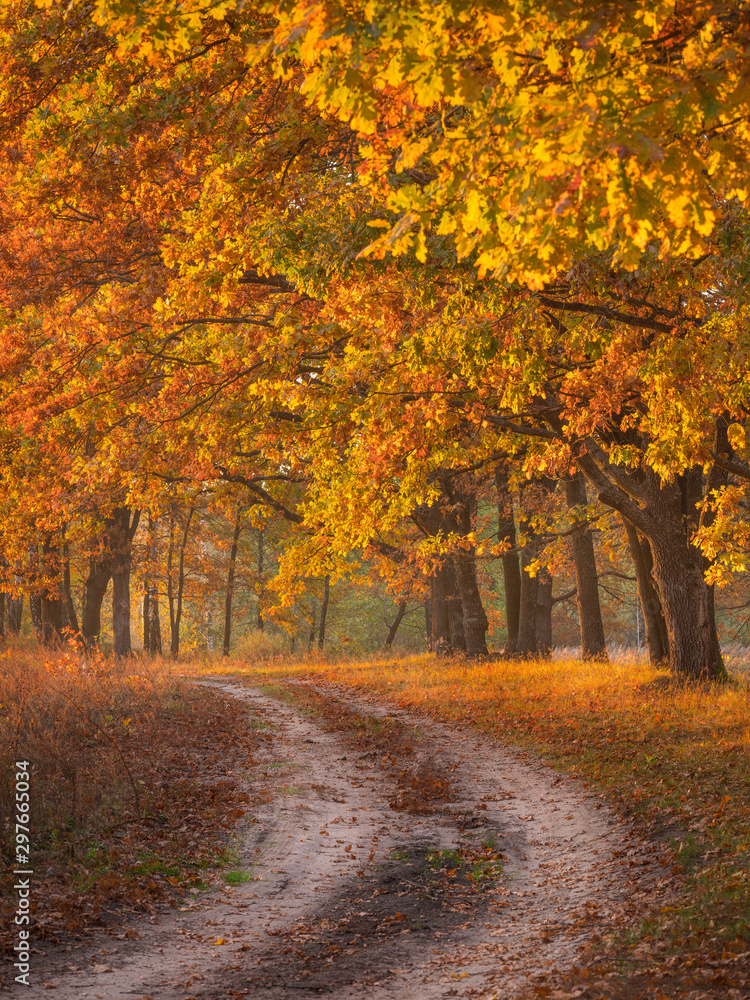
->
[0, 641, 261, 949]
[0, 640, 178, 842]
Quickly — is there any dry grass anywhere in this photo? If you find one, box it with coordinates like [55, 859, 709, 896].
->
[0, 641, 260, 955]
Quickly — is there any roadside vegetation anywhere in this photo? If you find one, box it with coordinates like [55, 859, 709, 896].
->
[0, 641, 259, 955]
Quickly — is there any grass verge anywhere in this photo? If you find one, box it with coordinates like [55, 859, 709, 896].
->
[0, 643, 259, 959]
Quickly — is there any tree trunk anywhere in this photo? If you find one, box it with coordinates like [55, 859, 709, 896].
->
[623, 519, 669, 663]
[308, 606, 317, 649]
[424, 597, 432, 650]
[61, 538, 80, 638]
[143, 513, 162, 655]
[577, 450, 725, 680]
[6, 592, 22, 635]
[223, 512, 242, 656]
[565, 472, 607, 659]
[168, 505, 193, 658]
[256, 528, 265, 631]
[516, 511, 539, 657]
[444, 562, 465, 651]
[148, 587, 162, 654]
[40, 538, 64, 646]
[385, 601, 407, 648]
[535, 568, 553, 658]
[429, 568, 452, 653]
[318, 575, 330, 650]
[82, 555, 111, 648]
[110, 507, 140, 657]
[452, 552, 488, 656]
[648, 522, 724, 680]
[496, 466, 521, 653]
[29, 593, 42, 641]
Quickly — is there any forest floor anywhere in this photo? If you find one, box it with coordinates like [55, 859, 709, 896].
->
[11, 654, 750, 1000]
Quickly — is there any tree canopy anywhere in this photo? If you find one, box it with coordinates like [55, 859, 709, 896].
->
[0, 1, 749, 677]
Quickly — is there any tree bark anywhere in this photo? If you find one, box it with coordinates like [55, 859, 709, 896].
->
[429, 568, 452, 653]
[565, 472, 607, 659]
[444, 561, 466, 651]
[82, 554, 111, 648]
[496, 467, 521, 653]
[452, 552, 488, 656]
[516, 506, 539, 657]
[143, 513, 162, 655]
[168, 505, 193, 658]
[41, 538, 64, 646]
[384, 600, 407, 648]
[256, 528, 265, 630]
[535, 567, 553, 658]
[424, 596, 432, 650]
[414, 473, 489, 655]
[318, 575, 330, 649]
[6, 590, 22, 635]
[110, 507, 141, 657]
[61, 537, 80, 638]
[577, 448, 725, 680]
[623, 519, 668, 663]
[223, 512, 242, 656]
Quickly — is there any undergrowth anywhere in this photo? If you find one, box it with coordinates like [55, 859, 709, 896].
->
[0, 642, 260, 956]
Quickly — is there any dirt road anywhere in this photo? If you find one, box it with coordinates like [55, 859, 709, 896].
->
[32, 679, 668, 999]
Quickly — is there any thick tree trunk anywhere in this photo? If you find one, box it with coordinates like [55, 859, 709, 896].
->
[577, 450, 725, 680]
[452, 552, 488, 656]
[384, 601, 407, 649]
[623, 519, 669, 663]
[565, 473, 607, 659]
[82, 556, 111, 648]
[414, 473, 488, 655]
[40, 539, 63, 646]
[496, 467, 521, 653]
[444, 562, 465, 651]
[6, 590, 22, 635]
[318, 575, 330, 650]
[428, 562, 464, 653]
[649, 524, 724, 680]
[429, 568, 452, 653]
[535, 568, 553, 658]
[223, 512, 242, 656]
[110, 507, 140, 657]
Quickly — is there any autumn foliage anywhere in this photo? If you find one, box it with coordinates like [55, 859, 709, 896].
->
[0, 2, 749, 678]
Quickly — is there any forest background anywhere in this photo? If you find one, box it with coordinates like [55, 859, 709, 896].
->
[2, 1, 750, 672]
